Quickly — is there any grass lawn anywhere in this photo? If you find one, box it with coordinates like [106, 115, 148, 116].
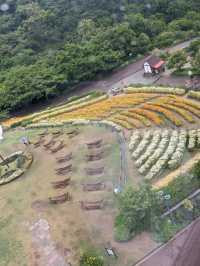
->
[0, 125, 154, 266]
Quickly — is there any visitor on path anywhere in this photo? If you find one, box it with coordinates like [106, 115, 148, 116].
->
[20, 136, 30, 146]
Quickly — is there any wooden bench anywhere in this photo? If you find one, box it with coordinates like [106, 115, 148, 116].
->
[51, 177, 71, 189]
[86, 151, 103, 161]
[86, 139, 103, 149]
[66, 129, 79, 138]
[33, 136, 45, 148]
[83, 182, 105, 191]
[80, 200, 103, 210]
[51, 141, 65, 153]
[55, 164, 72, 175]
[49, 192, 71, 204]
[43, 138, 56, 149]
[85, 167, 104, 176]
[56, 153, 72, 163]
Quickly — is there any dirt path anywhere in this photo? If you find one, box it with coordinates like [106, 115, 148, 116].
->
[153, 153, 200, 189]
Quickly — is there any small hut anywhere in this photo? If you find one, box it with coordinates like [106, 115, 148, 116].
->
[144, 55, 165, 76]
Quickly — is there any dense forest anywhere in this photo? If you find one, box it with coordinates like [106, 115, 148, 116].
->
[0, 0, 200, 117]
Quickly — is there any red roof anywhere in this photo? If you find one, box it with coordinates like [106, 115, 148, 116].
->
[147, 56, 165, 69]
[152, 60, 165, 69]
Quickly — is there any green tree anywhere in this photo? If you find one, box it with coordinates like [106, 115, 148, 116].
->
[114, 184, 161, 241]
[137, 33, 151, 54]
[77, 19, 97, 42]
[188, 39, 200, 56]
[192, 160, 200, 180]
[167, 51, 187, 71]
[192, 50, 200, 75]
[155, 31, 176, 48]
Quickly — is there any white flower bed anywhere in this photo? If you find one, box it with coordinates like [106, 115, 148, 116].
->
[188, 90, 200, 100]
[132, 131, 152, 159]
[188, 129, 197, 150]
[168, 130, 187, 169]
[129, 130, 141, 151]
[138, 130, 169, 174]
[26, 122, 64, 129]
[124, 86, 185, 95]
[145, 130, 179, 179]
[135, 130, 161, 167]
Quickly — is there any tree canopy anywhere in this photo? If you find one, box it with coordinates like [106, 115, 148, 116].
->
[114, 184, 161, 241]
[0, 0, 199, 116]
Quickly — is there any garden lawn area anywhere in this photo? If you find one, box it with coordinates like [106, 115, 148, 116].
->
[0, 125, 157, 266]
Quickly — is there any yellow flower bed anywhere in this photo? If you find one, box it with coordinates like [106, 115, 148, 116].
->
[167, 95, 200, 111]
[108, 118, 133, 130]
[169, 102, 200, 118]
[156, 96, 200, 118]
[142, 103, 182, 126]
[112, 114, 142, 128]
[2, 94, 97, 127]
[121, 111, 152, 127]
[4, 86, 200, 130]
[51, 93, 155, 121]
[129, 108, 164, 126]
[152, 102, 195, 123]
[32, 95, 108, 123]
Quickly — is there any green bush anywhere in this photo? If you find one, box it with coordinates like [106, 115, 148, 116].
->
[192, 160, 200, 180]
[153, 218, 183, 242]
[114, 223, 132, 242]
[80, 250, 104, 266]
[0, 111, 9, 121]
[160, 173, 200, 209]
[114, 184, 162, 240]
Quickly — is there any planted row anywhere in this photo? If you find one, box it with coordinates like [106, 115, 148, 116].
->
[124, 86, 185, 95]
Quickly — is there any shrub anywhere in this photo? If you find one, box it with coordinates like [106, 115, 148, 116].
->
[153, 218, 183, 242]
[80, 250, 104, 266]
[192, 160, 200, 180]
[114, 184, 162, 240]
[0, 111, 9, 121]
[159, 173, 200, 209]
[114, 216, 132, 242]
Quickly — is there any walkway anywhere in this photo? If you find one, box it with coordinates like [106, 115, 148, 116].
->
[135, 217, 200, 266]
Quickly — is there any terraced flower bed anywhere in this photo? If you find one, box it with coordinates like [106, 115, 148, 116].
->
[3, 86, 200, 131]
[43, 88, 200, 129]
[129, 129, 200, 181]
